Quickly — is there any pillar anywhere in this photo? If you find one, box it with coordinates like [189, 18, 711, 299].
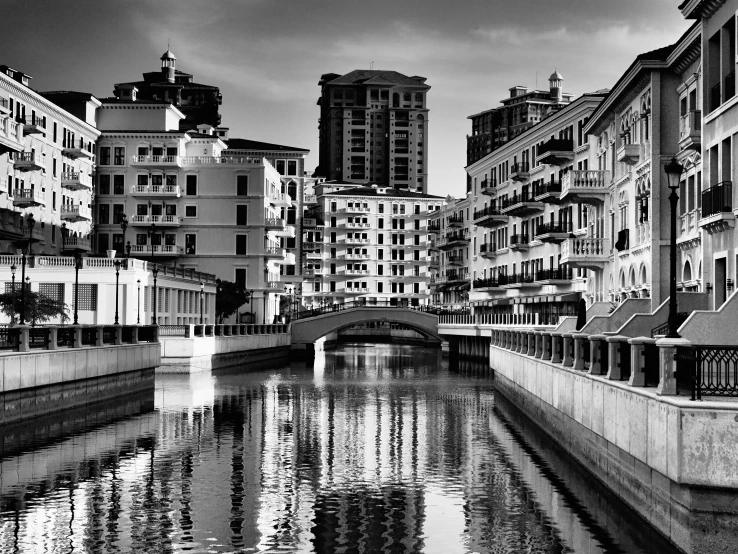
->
[627, 336, 653, 387]
[587, 334, 606, 375]
[605, 335, 628, 380]
[573, 333, 587, 371]
[541, 332, 552, 361]
[526, 331, 536, 356]
[534, 332, 543, 358]
[550, 334, 561, 363]
[562, 333, 574, 367]
[656, 337, 691, 396]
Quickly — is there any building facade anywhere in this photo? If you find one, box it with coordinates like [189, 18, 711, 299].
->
[301, 184, 443, 308]
[466, 73, 573, 167]
[428, 196, 472, 310]
[466, 91, 608, 325]
[316, 70, 430, 192]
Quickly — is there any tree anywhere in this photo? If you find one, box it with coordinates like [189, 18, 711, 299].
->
[215, 280, 249, 323]
[0, 290, 69, 326]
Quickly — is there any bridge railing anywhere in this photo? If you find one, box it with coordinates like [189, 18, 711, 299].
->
[163, 324, 290, 338]
[1, 324, 158, 351]
[294, 301, 442, 321]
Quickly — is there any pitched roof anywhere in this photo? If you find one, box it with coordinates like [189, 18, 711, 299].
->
[324, 184, 442, 199]
[225, 138, 309, 152]
[324, 70, 430, 88]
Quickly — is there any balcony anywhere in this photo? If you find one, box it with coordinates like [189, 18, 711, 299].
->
[473, 277, 502, 291]
[130, 184, 181, 198]
[303, 217, 323, 227]
[561, 170, 610, 205]
[351, 119, 365, 126]
[533, 221, 572, 243]
[302, 241, 318, 250]
[303, 194, 317, 204]
[130, 215, 180, 227]
[560, 237, 610, 269]
[13, 151, 44, 172]
[345, 205, 371, 213]
[61, 205, 92, 222]
[510, 162, 530, 182]
[479, 242, 497, 259]
[344, 268, 369, 276]
[616, 143, 642, 165]
[0, 118, 23, 155]
[271, 225, 296, 238]
[12, 189, 45, 207]
[447, 255, 464, 267]
[429, 258, 439, 268]
[306, 251, 322, 260]
[481, 180, 498, 196]
[130, 155, 183, 168]
[345, 253, 370, 260]
[303, 268, 323, 276]
[501, 273, 538, 289]
[499, 190, 544, 217]
[699, 181, 735, 234]
[19, 226, 45, 244]
[0, 97, 8, 114]
[679, 111, 701, 152]
[473, 206, 508, 228]
[532, 180, 562, 204]
[62, 145, 94, 160]
[438, 231, 470, 250]
[62, 236, 91, 252]
[22, 116, 45, 135]
[447, 215, 464, 228]
[533, 267, 573, 284]
[427, 222, 441, 233]
[275, 252, 296, 265]
[269, 193, 292, 208]
[61, 172, 93, 191]
[265, 216, 286, 230]
[346, 237, 370, 244]
[129, 244, 182, 257]
[346, 221, 371, 228]
[535, 138, 574, 166]
[264, 246, 286, 259]
[508, 234, 530, 251]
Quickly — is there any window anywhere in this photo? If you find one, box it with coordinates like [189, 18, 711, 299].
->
[112, 204, 125, 224]
[236, 234, 247, 255]
[288, 160, 297, 175]
[99, 147, 110, 165]
[330, 201, 337, 212]
[113, 147, 125, 165]
[235, 268, 247, 290]
[276, 160, 286, 175]
[330, 281, 336, 292]
[113, 175, 125, 194]
[185, 205, 197, 217]
[378, 218, 384, 229]
[185, 234, 197, 254]
[236, 205, 248, 225]
[39, 283, 64, 304]
[236, 175, 248, 195]
[378, 265, 384, 275]
[73, 284, 98, 311]
[98, 204, 110, 224]
[378, 203, 384, 214]
[99, 174, 110, 195]
[186, 175, 197, 195]
[377, 282, 384, 293]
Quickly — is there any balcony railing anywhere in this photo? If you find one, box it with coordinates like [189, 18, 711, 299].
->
[130, 184, 181, 197]
[61, 172, 93, 191]
[534, 221, 572, 236]
[536, 138, 574, 165]
[561, 170, 609, 204]
[510, 162, 530, 181]
[509, 234, 530, 246]
[129, 244, 183, 256]
[479, 242, 497, 254]
[130, 155, 182, 167]
[131, 215, 180, 226]
[61, 205, 92, 221]
[12, 188, 45, 206]
[473, 277, 502, 289]
[701, 182, 732, 219]
[532, 180, 562, 198]
[534, 267, 573, 282]
[679, 110, 701, 148]
[560, 237, 609, 267]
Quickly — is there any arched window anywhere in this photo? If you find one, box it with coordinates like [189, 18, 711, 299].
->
[287, 182, 297, 200]
[683, 260, 692, 282]
[403, 92, 411, 102]
[417, 114, 424, 120]
[392, 93, 400, 107]
[415, 93, 422, 102]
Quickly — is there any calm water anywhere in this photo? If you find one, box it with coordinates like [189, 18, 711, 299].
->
[0, 344, 678, 553]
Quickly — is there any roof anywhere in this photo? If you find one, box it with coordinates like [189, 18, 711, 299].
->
[161, 49, 176, 61]
[322, 70, 430, 88]
[40, 90, 99, 102]
[324, 185, 443, 199]
[225, 138, 309, 152]
[549, 70, 563, 81]
[99, 97, 173, 106]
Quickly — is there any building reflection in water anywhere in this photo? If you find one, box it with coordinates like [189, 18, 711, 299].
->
[0, 345, 679, 553]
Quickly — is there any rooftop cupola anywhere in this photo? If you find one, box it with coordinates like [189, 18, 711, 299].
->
[549, 69, 563, 101]
[161, 49, 177, 83]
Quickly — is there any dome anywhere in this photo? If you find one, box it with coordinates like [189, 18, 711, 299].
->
[549, 69, 563, 81]
[160, 49, 177, 61]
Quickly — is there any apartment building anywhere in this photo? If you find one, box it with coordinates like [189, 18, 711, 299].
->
[681, 0, 737, 310]
[583, 24, 702, 306]
[94, 100, 291, 324]
[113, 50, 222, 131]
[316, 70, 430, 192]
[0, 67, 99, 257]
[466, 91, 608, 325]
[428, 197, 472, 309]
[301, 183, 443, 307]
[466, 72, 573, 166]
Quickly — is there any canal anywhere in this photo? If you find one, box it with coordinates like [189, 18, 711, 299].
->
[0, 344, 680, 553]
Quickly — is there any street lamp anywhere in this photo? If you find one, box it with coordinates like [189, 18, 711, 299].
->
[120, 214, 128, 256]
[125, 241, 132, 258]
[19, 214, 34, 326]
[137, 279, 141, 324]
[61, 222, 67, 255]
[664, 157, 684, 338]
[10, 264, 16, 326]
[200, 281, 204, 324]
[151, 265, 159, 325]
[73, 253, 82, 325]
[147, 223, 157, 259]
[114, 259, 121, 325]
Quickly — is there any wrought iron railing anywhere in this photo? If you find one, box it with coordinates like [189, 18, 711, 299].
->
[677, 345, 738, 399]
[701, 181, 732, 218]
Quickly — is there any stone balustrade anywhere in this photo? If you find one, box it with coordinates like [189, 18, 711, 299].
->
[0, 324, 157, 353]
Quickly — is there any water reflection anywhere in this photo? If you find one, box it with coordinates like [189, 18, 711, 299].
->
[0, 344, 676, 553]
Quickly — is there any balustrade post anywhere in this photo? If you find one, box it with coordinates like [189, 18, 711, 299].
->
[541, 332, 552, 361]
[18, 327, 29, 352]
[573, 334, 587, 370]
[550, 334, 561, 363]
[115, 326, 123, 346]
[587, 334, 606, 375]
[656, 337, 691, 396]
[526, 332, 536, 356]
[96, 326, 104, 347]
[605, 335, 628, 380]
[131, 326, 139, 344]
[48, 327, 59, 351]
[627, 337, 653, 387]
[74, 326, 83, 348]
[534, 331, 543, 359]
[562, 333, 574, 367]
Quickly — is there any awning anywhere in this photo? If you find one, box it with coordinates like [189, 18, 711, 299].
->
[555, 292, 582, 302]
[491, 298, 512, 306]
[457, 282, 471, 291]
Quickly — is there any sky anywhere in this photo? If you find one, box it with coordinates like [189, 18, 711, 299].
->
[3, 0, 691, 198]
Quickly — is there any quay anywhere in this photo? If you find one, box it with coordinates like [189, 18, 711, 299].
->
[439, 291, 738, 554]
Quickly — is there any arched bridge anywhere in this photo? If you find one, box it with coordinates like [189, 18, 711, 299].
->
[290, 305, 441, 356]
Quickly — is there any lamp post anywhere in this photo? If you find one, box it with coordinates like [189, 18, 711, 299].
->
[19, 214, 34, 326]
[120, 214, 128, 256]
[137, 279, 141, 324]
[148, 222, 157, 259]
[200, 281, 204, 324]
[126, 241, 132, 258]
[73, 253, 82, 325]
[664, 157, 684, 338]
[151, 265, 159, 325]
[10, 264, 16, 326]
[61, 222, 67, 255]
[114, 259, 121, 325]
